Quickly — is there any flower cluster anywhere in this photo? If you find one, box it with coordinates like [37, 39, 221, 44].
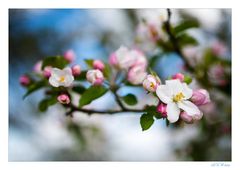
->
[19, 46, 211, 129]
[109, 46, 148, 85]
[142, 73, 210, 124]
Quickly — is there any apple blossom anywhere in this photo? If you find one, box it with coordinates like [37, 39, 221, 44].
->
[127, 65, 147, 85]
[191, 89, 210, 106]
[156, 79, 201, 123]
[157, 103, 167, 118]
[130, 49, 148, 69]
[93, 60, 105, 71]
[64, 50, 75, 63]
[86, 69, 104, 85]
[57, 94, 70, 104]
[49, 67, 74, 87]
[19, 75, 30, 86]
[172, 73, 185, 82]
[114, 46, 136, 69]
[142, 74, 159, 92]
[71, 65, 81, 76]
[43, 66, 52, 78]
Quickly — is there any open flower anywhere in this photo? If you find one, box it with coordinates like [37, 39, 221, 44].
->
[86, 69, 104, 85]
[49, 68, 74, 87]
[156, 79, 201, 123]
[110, 46, 148, 70]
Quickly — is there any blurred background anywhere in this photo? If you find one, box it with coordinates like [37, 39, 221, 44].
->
[9, 9, 231, 161]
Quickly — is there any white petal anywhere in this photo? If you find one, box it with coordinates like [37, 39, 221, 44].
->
[178, 100, 201, 116]
[167, 102, 180, 123]
[182, 83, 193, 99]
[49, 77, 59, 87]
[52, 68, 62, 76]
[63, 67, 72, 75]
[63, 75, 74, 87]
[166, 79, 183, 95]
[156, 85, 172, 103]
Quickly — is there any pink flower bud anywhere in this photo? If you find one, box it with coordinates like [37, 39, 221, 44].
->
[57, 94, 70, 104]
[180, 111, 193, 124]
[86, 69, 104, 85]
[127, 65, 147, 85]
[191, 89, 210, 106]
[172, 73, 184, 82]
[64, 50, 75, 63]
[93, 60, 105, 71]
[156, 103, 167, 118]
[142, 74, 159, 92]
[109, 52, 118, 67]
[71, 65, 81, 76]
[43, 66, 52, 78]
[33, 60, 42, 73]
[19, 75, 30, 86]
[212, 41, 227, 56]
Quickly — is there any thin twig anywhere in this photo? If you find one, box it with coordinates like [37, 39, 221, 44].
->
[66, 103, 143, 116]
[165, 9, 194, 72]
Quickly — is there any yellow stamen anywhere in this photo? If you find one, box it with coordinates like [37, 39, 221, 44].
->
[150, 82, 155, 88]
[59, 76, 65, 83]
[173, 92, 185, 102]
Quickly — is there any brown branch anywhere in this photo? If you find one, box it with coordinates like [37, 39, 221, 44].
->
[164, 8, 194, 72]
[66, 103, 143, 116]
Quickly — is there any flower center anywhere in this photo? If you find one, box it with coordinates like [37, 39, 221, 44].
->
[59, 76, 65, 83]
[173, 92, 185, 102]
[150, 82, 155, 88]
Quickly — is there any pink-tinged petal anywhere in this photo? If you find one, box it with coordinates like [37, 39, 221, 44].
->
[166, 102, 180, 123]
[180, 111, 193, 124]
[63, 75, 74, 87]
[63, 67, 72, 75]
[178, 100, 201, 117]
[156, 85, 172, 104]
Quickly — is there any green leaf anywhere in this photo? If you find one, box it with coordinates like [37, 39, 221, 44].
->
[183, 75, 192, 84]
[84, 59, 94, 68]
[144, 105, 162, 119]
[122, 94, 137, 105]
[41, 56, 69, 69]
[165, 119, 170, 127]
[23, 80, 46, 99]
[72, 85, 86, 94]
[173, 20, 199, 36]
[75, 70, 87, 81]
[176, 34, 198, 47]
[102, 62, 111, 80]
[79, 85, 108, 107]
[140, 113, 154, 131]
[38, 96, 58, 112]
